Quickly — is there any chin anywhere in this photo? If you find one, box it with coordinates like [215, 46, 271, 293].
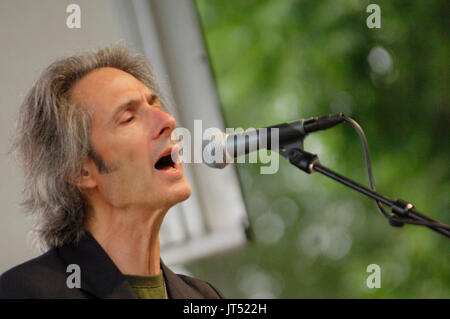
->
[163, 179, 192, 208]
[175, 182, 192, 203]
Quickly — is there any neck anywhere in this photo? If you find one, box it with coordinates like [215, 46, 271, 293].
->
[86, 202, 168, 276]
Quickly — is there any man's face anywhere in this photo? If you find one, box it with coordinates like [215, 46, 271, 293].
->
[70, 67, 191, 211]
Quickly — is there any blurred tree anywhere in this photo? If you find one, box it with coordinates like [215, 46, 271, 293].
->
[187, 0, 449, 298]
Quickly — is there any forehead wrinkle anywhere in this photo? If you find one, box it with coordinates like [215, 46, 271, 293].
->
[69, 67, 141, 103]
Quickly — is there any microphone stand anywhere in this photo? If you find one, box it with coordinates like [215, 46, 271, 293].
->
[278, 139, 450, 238]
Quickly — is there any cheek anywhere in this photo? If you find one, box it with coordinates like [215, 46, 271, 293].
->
[96, 160, 153, 207]
[118, 148, 153, 182]
[94, 126, 156, 191]
[109, 128, 151, 168]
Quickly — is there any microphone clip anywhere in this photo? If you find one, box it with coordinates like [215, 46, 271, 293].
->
[278, 136, 319, 174]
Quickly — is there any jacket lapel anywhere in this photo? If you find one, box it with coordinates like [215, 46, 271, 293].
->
[161, 261, 205, 299]
[57, 231, 204, 299]
[57, 231, 137, 299]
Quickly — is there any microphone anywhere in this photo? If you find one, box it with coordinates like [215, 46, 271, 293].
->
[203, 113, 345, 168]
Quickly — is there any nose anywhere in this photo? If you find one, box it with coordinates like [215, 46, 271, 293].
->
[152, 108, 176, 139]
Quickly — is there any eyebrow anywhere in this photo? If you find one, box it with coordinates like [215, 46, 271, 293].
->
[109, 94, 159, 124]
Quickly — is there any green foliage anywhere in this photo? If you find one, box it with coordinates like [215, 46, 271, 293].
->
[187, 0, 450, 298]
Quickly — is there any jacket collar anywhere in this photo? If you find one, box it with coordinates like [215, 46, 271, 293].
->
[57, 231, 137, 299]
[160, 260, 206, 299]
[57, 231, 204, 299]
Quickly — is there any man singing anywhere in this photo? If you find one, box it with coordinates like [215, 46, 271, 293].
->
[0, 44, 224, 299]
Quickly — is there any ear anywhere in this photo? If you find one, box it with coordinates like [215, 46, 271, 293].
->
[74, 158, 98, 189]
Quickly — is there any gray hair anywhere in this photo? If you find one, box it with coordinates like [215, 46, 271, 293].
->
[12, 44, 163, 251]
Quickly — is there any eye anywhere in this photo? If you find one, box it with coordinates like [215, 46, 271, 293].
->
[148, 94, 157, 105]
[148, 94, 163, 109]
[121, 116, 134, 125]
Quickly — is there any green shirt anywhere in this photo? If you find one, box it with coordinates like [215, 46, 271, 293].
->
[124, 271, 168, 299]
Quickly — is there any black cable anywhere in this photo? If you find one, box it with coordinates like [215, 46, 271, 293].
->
[342, 116, 390, 219]
[342, 116, 450, 231]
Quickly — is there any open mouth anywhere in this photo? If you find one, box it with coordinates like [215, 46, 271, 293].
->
[155, 150, 177, 171]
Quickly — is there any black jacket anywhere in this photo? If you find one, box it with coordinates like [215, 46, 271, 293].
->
[0, 232, 224, 299]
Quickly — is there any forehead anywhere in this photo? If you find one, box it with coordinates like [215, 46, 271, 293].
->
[69, 67, 150, 111]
